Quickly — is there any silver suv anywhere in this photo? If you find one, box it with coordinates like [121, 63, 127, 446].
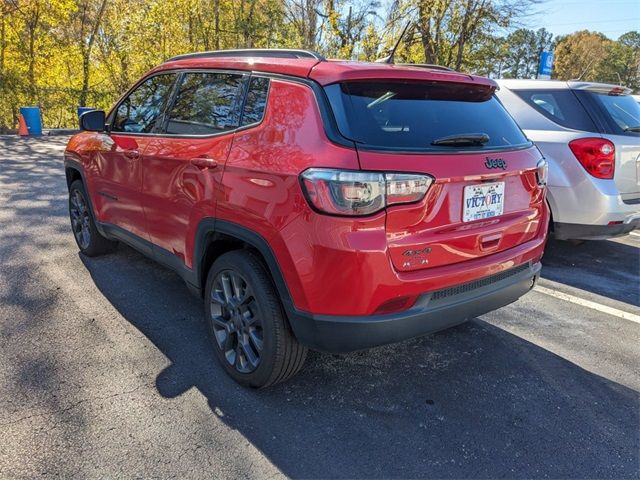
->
[496, 80, 640, 240]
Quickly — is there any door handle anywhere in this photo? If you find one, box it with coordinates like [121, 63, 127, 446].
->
[123, 149, 140, 160]
[190, 157, 218, 170]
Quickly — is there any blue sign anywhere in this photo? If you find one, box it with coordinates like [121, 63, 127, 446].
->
[538, 51, 554, 79]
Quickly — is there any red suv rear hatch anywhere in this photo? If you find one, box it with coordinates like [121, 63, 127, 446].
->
[323, 77, 547, 272]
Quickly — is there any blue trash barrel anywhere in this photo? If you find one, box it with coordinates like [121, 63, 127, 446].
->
[77, 107, 95, 120]
[19, 107, 43, 136]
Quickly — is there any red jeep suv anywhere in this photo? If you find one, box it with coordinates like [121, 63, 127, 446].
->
[64, 49, 548, 387]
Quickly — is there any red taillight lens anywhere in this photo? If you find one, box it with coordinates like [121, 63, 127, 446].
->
[301, 168, 433, 216]
[568, 138, 615, 179]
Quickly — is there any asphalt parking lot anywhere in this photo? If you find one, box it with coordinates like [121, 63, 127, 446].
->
[1, 136, 638, 479]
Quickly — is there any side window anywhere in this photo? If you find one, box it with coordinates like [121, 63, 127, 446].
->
[241, 77, 270, 126]
[111, 74, 176, 133]
[515, 89, 597, 131]
[165, 72, 244, 135]
[531, 93, 562, 118]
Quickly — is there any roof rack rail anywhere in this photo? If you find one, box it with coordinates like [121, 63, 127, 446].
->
[166, 48, 325, 63]
[398, 63, 454, 72]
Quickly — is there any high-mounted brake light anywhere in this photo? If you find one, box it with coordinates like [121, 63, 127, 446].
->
[568, 138, 615, 180]
[300, 168, 433, 216]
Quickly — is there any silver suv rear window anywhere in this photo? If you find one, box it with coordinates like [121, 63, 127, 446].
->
[587, 92, 640, 136]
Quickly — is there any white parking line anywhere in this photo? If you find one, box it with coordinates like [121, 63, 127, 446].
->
[535, 285, 640, 324]
[630, 231, 640, 237]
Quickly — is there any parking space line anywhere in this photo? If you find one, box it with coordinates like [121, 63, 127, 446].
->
[534, 285, 640, 324]
[630, 231, 640, 237]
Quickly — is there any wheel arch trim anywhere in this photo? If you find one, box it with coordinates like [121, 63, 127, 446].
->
[193, 219, 299, 318]
[63, 158, 106, 238]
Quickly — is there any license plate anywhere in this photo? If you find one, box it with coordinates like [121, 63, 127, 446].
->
[462, 182, 505, 222]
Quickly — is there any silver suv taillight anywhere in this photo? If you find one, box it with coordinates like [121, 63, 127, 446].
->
[300, 168, 433, 216]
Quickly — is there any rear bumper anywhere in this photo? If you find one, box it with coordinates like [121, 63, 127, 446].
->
[547, 182, 640, 228]
[554, 219, 640, 240]
[290, 261, 541, 353]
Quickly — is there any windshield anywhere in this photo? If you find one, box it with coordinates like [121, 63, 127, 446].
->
[325, 81, 530, 152]
[588, 92, 640, 135]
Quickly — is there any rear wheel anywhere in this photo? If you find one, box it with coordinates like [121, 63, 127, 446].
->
[68, 180, 118, 256]
[204, 250, 307, 388]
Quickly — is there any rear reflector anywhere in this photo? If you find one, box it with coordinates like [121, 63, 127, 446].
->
[373, 296, 417, 315]
[568, 138, 615, 179]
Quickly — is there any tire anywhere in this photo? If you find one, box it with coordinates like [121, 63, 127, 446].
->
[68, 180, 118, 256]
[204, 250, 307, 388]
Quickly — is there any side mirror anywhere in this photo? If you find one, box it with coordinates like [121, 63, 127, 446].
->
[79, 110, 106, 132]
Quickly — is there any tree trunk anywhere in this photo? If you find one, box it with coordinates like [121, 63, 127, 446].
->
[0, 12, 5, 75]
[214, 0, 220, 50]
[79, 0, 108, 107]
[28, 27, 36, 104]
[454, 0, 474, 70]
[305, 0, 317, 50]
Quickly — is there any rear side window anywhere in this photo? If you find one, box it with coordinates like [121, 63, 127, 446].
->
[514, 89, 596, 131]
[241, 77, 269, 126]
[581, 92, 640, 136]
[111, 74, 176, 133]
[325, 81, 529, 151]
[166, 72, 244, 135]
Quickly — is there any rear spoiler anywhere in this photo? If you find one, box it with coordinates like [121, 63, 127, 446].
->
[568, 81, 632, 96]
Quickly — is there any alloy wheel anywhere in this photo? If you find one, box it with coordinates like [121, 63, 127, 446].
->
[209, 270, 264, 373]
[70, 190, 91, 250]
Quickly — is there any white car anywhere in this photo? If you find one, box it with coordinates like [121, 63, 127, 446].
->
[497, 80, 640, 240]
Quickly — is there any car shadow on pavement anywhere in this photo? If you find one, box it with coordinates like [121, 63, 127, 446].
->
[81, 246, 639, 479]
[542, 237, 639, 306]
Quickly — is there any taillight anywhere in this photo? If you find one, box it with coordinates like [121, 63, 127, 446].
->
[568, 138, 615, 179]
[300, 168, 433, 216]
[385, 173, 432, 205]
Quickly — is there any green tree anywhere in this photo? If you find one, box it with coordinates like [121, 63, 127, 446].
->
[602, 31, 640, 90]
[359, 21, 381, 60]
[554, 30, 612, 81]
[323, 0, 379, 58]
[501, 28, 552, 78]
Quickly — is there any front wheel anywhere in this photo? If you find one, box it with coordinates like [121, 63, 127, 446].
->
[204, 250, 307, 388]
[68, 180, 118, 256]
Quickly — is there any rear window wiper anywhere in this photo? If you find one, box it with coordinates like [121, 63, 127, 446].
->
[624, 126, 640, 132]
[431, 133, 490, 146]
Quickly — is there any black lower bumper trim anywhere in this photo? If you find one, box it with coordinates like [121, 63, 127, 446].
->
[289, 262, 541, 353]
[554, 221, 639, 241]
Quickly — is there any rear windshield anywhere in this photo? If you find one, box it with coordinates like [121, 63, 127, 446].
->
[325, 81, 530, 152]
[584, 92, 640, 136]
